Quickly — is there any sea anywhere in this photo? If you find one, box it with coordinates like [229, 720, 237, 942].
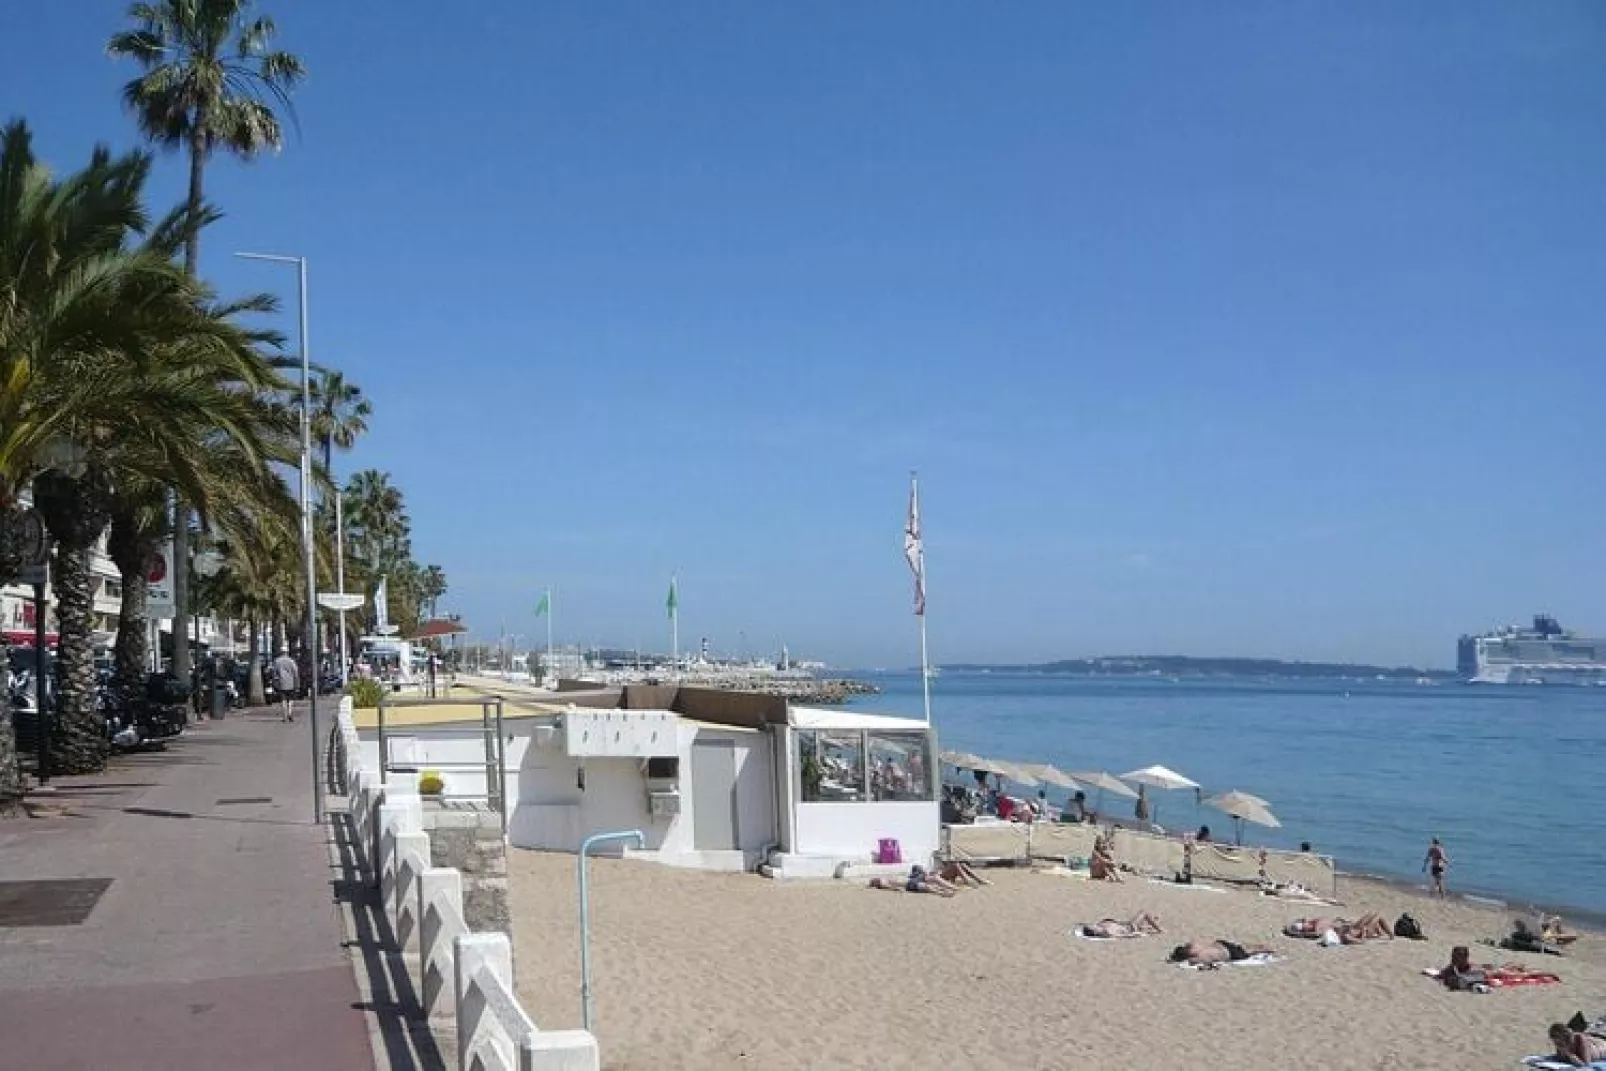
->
[845, 671, 1606, 919]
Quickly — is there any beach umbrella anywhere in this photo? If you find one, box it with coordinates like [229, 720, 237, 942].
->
[1067, 769, 1138, 818]
[1120, 764, 1200, 825]
[1205, 790, 1281, 845]
[939, 750, 983, 770]
[1069, 770, 1139, 798]
[1018, 763, 1080, 791]
[990, 761, 1039, 789]
[1119, 764, 1199, 791]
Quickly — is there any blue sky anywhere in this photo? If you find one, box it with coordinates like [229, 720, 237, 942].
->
[8, 2, 1605, 668]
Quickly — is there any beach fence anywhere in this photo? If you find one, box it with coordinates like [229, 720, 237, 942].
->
[340, 697, 600, 1071]
[943, 821, 1337, 896]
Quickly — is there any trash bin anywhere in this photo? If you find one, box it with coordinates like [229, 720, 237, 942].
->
[211, 681, 228, 720]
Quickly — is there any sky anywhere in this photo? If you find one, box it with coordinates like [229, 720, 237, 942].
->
[7, 2, 1605, 669]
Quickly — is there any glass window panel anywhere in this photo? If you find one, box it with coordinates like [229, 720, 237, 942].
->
[868, 731, 930, 802]
[798, 730, 865, 802]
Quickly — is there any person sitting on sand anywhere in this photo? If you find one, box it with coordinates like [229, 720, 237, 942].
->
[1548, 1023, 1606, 1066]
[1541, 915, 1580, 946]
[1080, 913, 1164, 939]
[1089, 835, 1123, 882]
[937, 861, 989, 887]
[1167, 939, 1274, 967]
[1500, 918, 1564, 955]
[1437, 945, 1488, 991]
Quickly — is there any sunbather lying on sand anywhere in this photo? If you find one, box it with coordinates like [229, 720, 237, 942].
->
[1079, 913, 1164, 939]
[1260, 882, 1337, 904]
[1283, 914, 1392, 943]
[1168, 939, 1274, 967]
[1547, 1022, 1606, 1066]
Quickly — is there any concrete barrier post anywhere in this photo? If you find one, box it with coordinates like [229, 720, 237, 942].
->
[456, 932, 516, 1071]
[395, 830, 430, 952]
[378, 802, 414, 930]
[420, 867, 463, 1022]
[522, 1031, 601, 1071]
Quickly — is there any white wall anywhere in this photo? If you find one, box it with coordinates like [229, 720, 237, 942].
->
[793, 801, 939, 863]
[363, 714, 785, 871]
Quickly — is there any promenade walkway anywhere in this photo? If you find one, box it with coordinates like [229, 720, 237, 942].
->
[0, 707, 378, 1070]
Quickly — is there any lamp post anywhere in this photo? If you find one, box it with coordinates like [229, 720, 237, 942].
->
[235, 252, 322, 824]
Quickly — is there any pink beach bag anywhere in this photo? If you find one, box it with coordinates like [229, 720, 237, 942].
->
[877, 838, 903, 865]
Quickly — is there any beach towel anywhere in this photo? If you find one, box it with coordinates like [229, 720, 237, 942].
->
[1148, 878, 1225, 894]
[1422, 967, 1561, 992]
[1487, 969, 1561, 988]
[1178, 953, 1280, 970]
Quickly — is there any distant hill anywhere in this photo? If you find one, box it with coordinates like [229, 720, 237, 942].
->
[943, 655, 1453, 680]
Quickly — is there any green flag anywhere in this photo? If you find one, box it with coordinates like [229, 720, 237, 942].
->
[666, 577, 678, 618]
[535, 591, 550, 617]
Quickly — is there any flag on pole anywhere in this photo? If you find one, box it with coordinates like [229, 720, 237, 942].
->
[666, 576, 679, 619]
[374, 576, 391, 632]
[535, 591, 550, 617]
[904, 476, 926, 616]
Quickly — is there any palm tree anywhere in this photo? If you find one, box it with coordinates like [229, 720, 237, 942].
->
[0, 120, 293, 774]
[109, 0, 304, 683]
[310, 370, 370, 473]
[310, 370, 370, 661]
[420, 564, 447, 619]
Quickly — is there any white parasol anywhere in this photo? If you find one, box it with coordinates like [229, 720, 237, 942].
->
[1120, 765, 1199, 791]
[1017, 763, 1080, 791]
[1204, 790, 1281, 845]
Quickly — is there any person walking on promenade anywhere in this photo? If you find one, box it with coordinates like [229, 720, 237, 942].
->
[272, 649, 300, 722]
[1423, 836, 1450, 897]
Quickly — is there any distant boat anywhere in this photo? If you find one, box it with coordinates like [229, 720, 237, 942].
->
[924, 665, 943, 680]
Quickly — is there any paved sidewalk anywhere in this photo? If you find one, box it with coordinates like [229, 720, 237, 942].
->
[0, 707, 376, 1070]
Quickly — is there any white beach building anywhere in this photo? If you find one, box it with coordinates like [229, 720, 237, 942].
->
[358, 684, 939, 877]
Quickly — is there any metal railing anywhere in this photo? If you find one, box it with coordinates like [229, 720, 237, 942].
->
[376, 693, 508, 836]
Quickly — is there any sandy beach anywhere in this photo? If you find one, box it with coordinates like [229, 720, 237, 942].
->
[508, 852, 1605, 1071]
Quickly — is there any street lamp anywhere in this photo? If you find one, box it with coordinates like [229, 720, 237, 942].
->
[235, 251, 322, 825]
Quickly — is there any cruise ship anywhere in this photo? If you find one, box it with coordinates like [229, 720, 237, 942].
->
[1458, 614, 1606, 685]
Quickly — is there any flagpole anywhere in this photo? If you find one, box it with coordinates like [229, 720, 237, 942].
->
[912, 478, 937, 728]
[671, 574, 680, 680]
[546, 587, 554, 679]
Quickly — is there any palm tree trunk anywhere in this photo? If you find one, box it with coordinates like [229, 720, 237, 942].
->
[0, 687, 22, 814]
[247, 616, 265, 705]
[170, 128, 206, 685]
[50, 544, 105, 774]
[113, 566, 149, 707]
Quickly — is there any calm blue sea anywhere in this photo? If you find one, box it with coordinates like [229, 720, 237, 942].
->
[846, 671, 1606, 917]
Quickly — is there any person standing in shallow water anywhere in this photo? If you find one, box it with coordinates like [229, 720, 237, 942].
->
[1423, 837, 1450, 897]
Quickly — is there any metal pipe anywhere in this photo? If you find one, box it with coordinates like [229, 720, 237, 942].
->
[236, 252, 322, 824]
[336, 490, 347, 686]
[33, 580, 48, 786]
[578, 829, 645, 1032]
[494, 698, 507, 838]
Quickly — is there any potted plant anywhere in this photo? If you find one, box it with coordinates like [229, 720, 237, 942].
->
[347, 677, 385, 711]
